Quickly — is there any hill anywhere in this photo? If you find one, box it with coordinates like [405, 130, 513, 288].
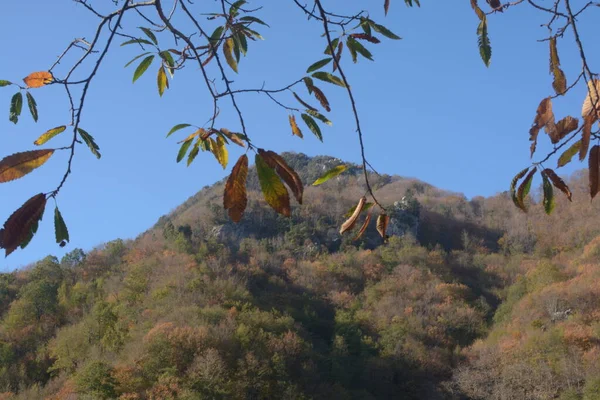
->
[1, 153, 600, 399]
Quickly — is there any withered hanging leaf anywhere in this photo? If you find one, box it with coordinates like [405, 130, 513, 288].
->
[353, 212, 372, 241]
[311, 85, 331, 112]
[255, 153, 291, 217]
[223, 37, 238, 73]
[589, 145, 600, 200]
[0, 193, 46, 256]
[220, 128, 246, 147]
[258, 149, 303, 204]
[303, 77, 315, 95]
[346, 36, 373, 62]
[23, 71, 53, 88]
[384, 0, 390, 15]
[376, 213, 389, 239]
[350, 33, 381, 44]
[582, 79, 600, 120]
[549, 37, 566, 95]
[557, 140, 581, 168]
[543, 168, 572, 202]
[510, 167, 530, 210]
[541, 170, 555, 215]
[579, 114, 594, 161]
[340, 197, 366, 234]
[289, 115, 303, 138]
[34, 125, 67, 146]
[529, 97, 554, 158]
[344, 202, 374, 218]
[54, 206, 69, 244]
[313, 164, 348, 186]
[551, 116, 578, 144]
[224, 154, 248, 222]
[0, 149, 54, 183]
[293, 92, 317, 111]
[516, 167, 537, 212]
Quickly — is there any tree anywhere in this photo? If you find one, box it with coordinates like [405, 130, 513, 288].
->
[0, 0, 598, 257]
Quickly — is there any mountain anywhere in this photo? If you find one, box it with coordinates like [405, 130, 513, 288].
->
[1, 153, 600, 399]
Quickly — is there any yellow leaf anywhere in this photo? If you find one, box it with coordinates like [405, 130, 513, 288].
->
[0, 149, 54, 183]
[157, 66, 169, 97]
[223, 38, 238, 73]
[34, 126, 67, 146]
[376, 213, 389, 239]
[289, 115, 303, 138]
[23, 71, 53, 88]
[210, 136, 228, 169]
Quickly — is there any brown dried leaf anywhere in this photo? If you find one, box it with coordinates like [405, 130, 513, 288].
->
[384, 0, 390, 15]
[582, 79, 600, 120]
[293, 92, 317, 111]
[258, 149, 303, 204]
[529, 97, 554, 158]
[551, 116, 578, 144]
[589, 145, 600, 200]
[340, 197, 366, 235]
[224, 154, 248, 222]
[543, 168, 572, 201]
[289, 115, 303, 138]
[580, 114, 594, 161]
[0, 149, 54, 183]
[333, 41, 343, 73]
[311, 85, 330, 112]
[376, 213, 389, 239]
[220, 128, 246, 147]
[0, 193, 46, 256]
[350, 33, 381, 44]
[353, 212, 372, 241]
[23, 71, 53, 88]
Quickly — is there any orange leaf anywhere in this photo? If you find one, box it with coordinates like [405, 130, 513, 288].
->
[340, 197, 366, 234]
[223, 154, 248, 222]
[289, 115, 303, 138]
[353, 212, 372, 241]
[0, 193, 46, 256]
[23, 71, 53, 88]
[0, 149, 54, 183]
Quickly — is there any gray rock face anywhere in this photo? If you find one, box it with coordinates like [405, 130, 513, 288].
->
[388, 196, 420, 238]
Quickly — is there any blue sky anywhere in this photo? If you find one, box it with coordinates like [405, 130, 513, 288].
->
[0, 0, 597, 270]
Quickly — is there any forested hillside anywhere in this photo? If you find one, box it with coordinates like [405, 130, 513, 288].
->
[1, 153, 600, 399]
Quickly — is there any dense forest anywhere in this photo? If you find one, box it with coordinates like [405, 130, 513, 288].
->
[1, 153, 600, 399]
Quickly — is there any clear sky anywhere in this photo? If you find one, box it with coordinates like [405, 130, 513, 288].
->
[0, 1, 597, 270]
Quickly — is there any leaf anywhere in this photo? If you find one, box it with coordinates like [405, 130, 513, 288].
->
[346, 36, 373, 62]
[224, 154, 249, 222]
[77, 128, 101, 159]
[239, 16, 269, 27]
[23, 71, 53, 88]
[293, 92, 317, 111]
[159, 51, 176, 77]
[516, 167, 537, 212]
[307, 58, 332, 73]
[301, 113, 322, 141]
[549, 37, 566, 95]
[230, 0, 246, 16]
[551, 116, 578, 144]
[0, 149, 54, 183]
[313, 164, 348, 186]
[541, 170, 555, 215]
[333, 41, 343, 72]
[177, 139, 193, 163]
[589, 145, 600, 200]
[543, 168, 572, 202]
[340, 197, 366, 234]
[368, 20, 402, 40]
[258, 149, 304, 204]
[303, 77, 314, 94]
[580, 114, 594, 161]
[219, 128, 246, 147]
[0, 193, 46, 256]
[376, 213, 389, 239]
[223, 38, 238, 73]
[510, 167, 530, 210]
[311, 85, 331, 112]
[324, 38, 340, 55]
[209, 26, 225, 46]
[187, 142, 200, 166]
[557, 140, 581, 168]
[26, 92, 38, 122]
[54, 207, 69, 244]
[157, 66, 169, 97]
[581, 79, 600, 120]
[139, 27, 158, 45]
[353, 212, 372, 241]
[0, 80, 11, 87]
[306, 109, 332, 126]
[9, 92, 23, 124]
[124, 52, 152, 68]
[132, 55, 155, 83]
[234, 31, 248, 56]
[34, 125, 67, 146]
[167, 123, 191, 137]
[477, 18, 492, 67]
[350, 33, 381, 44]
[255, 153, 291, 217]
[121, 38, 154, 47]
[344, 202, 374, 218]
[384, 0, 390, 15]
[470, 0, 486, 20]
[289, 115, 303, 138]
[211, 136, 228, 169]
[312, 72, 346, 88]
[529, 97, 554, 158]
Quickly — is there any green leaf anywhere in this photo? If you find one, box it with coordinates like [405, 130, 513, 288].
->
[312, 71, 346, 88]
[187, 142, 200, 166]
[303, 77, 314, 95]
[307, 58, 332, 73]
[77, 128, 101, 159]
[368, 20, 401, 40]
[157, 66, 168, 97]
[139, 27, 158, 45]
[25, 92, 38, 122]
[244, 27, 264, 40]
[124, 52, 152, 68]
[360, 18, 372, 36]
[0, 80, 11, 87]
[167, 123, 191, 137]
[510, 167, 529, 210]
[34, 125, 67, 146]
[54, 206, 69, 244]
[324, 38, 340, 55]
[159, 50, 176, 77]
[306, 109, 332, 125]
[121, 38, 154, 47]
[239, 16, 269, 26]
[234, 31, 248, 55]
[301, 113, 322, 141]
[177, 139, 193, 163]
[557, 140, 581, 168]
[477, 18, 492, 67]
[255, 153, 290, 217]
[9, 92, 22, 124]
[133, 55, 155, 83]
[312, 164, 348, 186]
[516, 167, 537, 212]
[347, 36, 373, 62]
[230, 0, 246, 16]
[210, 26, 225, 45]
[542, 171, 555, 215]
